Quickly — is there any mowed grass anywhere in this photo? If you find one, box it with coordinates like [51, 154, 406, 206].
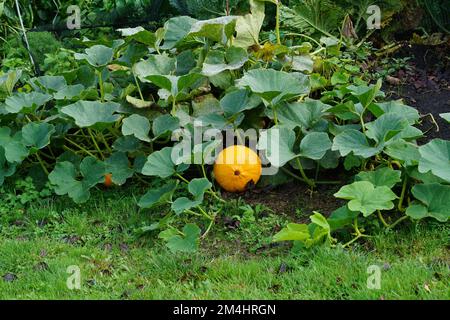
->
[0, 189, 449, 300]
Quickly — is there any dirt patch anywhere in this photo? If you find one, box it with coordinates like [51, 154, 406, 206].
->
[384, 42, 450, 142]
[223, 181, 346, 221]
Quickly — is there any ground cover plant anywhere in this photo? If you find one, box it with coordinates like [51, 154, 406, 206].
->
[0, 0, 449, 299]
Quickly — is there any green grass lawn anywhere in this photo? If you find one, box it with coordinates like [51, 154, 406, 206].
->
[0, 187, 449, 300]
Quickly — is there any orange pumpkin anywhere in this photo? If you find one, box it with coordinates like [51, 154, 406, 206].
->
[213, 145, 262, 192]
[104, 173, 113, 187]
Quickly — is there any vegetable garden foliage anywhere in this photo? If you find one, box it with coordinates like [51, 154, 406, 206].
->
[0, 0, 449, 252]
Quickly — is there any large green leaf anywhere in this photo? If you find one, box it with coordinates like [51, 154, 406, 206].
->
[365, 113, 409, 144]
[152, 114, 180, 138]
[145, 73, 203, 100]
[30, 75, 67, 93]
[202, 47, 248, 77]
[48, 157, 105, 203]
[355, 167, 402, 188]
[171, 197, 202, 214]
[277, 99, 330, 131]
[133, 54, 175, 79]
[328, 206, 359, 231]
[118, 27, 156, 47]
[74, 45, 114, 68]
[406, 184, 450, 222]
[258, 127, 296, 167]
[299, 132, 331, 160]
[163, 223, 201, 253]
[188, 178, 212, 201]
[237, 69, 310, 105]
[138, 181, 178, 209]
[4, 92, 52, 114]
[104, 152, 134, 185]
[384, 140, 421, 166]
[332, 129, 382, 158]
[122, 114, 151, 142]
[189, 16, 237, 43]
[21, 122, 55, 150]
[0, 127, 28, 163]
[60, 101, 121, 128]
[161, 16, 198, 49]
[370, 100, 420, 124]
[418, 139, 450, 183]
[273, 223, 310, 242]
[334, 181, 397, 217]
[142, 147, 180, 178]
[220, 89, 260, 117]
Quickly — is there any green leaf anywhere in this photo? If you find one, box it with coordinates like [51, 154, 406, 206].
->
[440, 113, 450, 123]
[202, 47, 248, 77]
[418, 139, 450, 183]
[332, 129, 382, 158]
[61, 101, 121, 128]
[370, 100, 420, 124]
[365, 113, 409, 144]
[0, 127, 28, 163]
[384, 140, 421, 166]
[355, 167, 402, 188]
[21, 122, 55, 149]
[328, 206, 359, 231]
[164, 223, 201, 253]
[189, 16, 237, 43]
[122, 114, 151, 142]
[74, 45, 114, 68]
[299, 132, 331, 160]
[220, 89, 261, 117]
[334, 181, 397, 217]
[161, 16, 198, 49]
[234, 0, 265, 48]
[48, 157, 105, 204]
[5, 92, 52, 114]
[133, 54, 175, 79]
[118, 27, 156, 46]
[105, 152, 134, 185]
[112, 136, 142, 153]
[80, 156, 106, 187]
[30, 75, 67, 93]
[171, 197, 202, 214]
[188, 178, 212, 201]
[53, 84, 85, 100]
[406, 184, 450, 222]
[349, 79, 383, 108]
[49, 162, 89, 203]
[238, 69, 310, 105]
[192, 94, 222, 117]
[291, 55, 314, 73]
[142, 147, 177, 178]
[146, 73, 203, 100]
[277, 99, 330, 131]
[272, 223, 311, 242]
[138, 181, 178, 209]
[310, 212, 330, 231]
[152, 114, 180, 138]
[258, 127, 296, 167]
[0, 148, 17, 185]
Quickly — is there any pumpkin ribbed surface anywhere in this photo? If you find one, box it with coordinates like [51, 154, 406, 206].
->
[213, 145, 262, 192]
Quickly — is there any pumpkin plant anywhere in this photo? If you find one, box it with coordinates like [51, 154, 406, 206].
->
[0, 0, 448, 253]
